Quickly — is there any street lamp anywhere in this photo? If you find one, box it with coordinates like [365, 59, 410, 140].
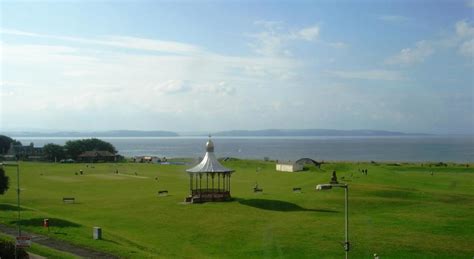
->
[1, 162, 21, 258]
[316, 172, 350, 259]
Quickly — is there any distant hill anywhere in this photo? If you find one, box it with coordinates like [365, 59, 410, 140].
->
[212, 129, 430, 137]
[3, 130, 179, 137]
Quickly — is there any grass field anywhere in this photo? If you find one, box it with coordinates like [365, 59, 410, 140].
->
[0, 160, 473, 258]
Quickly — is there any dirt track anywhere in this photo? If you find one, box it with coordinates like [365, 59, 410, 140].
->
[0, 224, 118, 258]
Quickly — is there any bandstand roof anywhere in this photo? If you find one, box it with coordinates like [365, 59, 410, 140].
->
[186, 139, 234, 174]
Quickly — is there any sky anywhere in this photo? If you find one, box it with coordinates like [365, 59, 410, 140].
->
[0, 0, 473, 134]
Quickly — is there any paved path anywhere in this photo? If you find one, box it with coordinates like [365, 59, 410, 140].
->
[0, 224, 118, 258]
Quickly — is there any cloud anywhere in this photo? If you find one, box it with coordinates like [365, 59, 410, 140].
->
[0, 28, 201, 54]
[0, 28, 43, 37]
[326, 69, 404, 81]
[454, 20, 474, 57]
[295, 25, 320, 41]
[455, 20, 474, 38]
[154, 80, 191, 94]
[250, 22, 321, 57]
[378, 15, 411, 23]
[251, 30, 286, 57]
[459, 39, 474, 57]
[385, 41, 433, 65]
[0, 28, 302, 128]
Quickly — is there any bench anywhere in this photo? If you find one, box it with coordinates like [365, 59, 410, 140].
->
[292, 187, 302, 193]
[158, 190, 168, 196]
[253, 188, 263, 193]
[62, 197, 75, 203]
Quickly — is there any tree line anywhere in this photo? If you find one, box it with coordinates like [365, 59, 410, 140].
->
[0, 135, 117, 161]
[43, 138, 117, 161]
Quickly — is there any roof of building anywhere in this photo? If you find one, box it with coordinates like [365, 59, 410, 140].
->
[186, 139, 234, 174]
[277, 161, 297, 166]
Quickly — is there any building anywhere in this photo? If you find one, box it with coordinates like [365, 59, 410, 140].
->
[185, 138, 235, 203]
[77, 151, 116, 163]
[6, 142, 44, 161]
[276, 161, 304, 172]
[133, 156, 161, 163]
[276, 158, 322, 172]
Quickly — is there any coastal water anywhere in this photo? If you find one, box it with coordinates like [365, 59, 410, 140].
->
[15, 135, 474, 163]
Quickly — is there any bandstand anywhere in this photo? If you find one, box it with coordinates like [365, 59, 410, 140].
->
[185, 138, 234, 203]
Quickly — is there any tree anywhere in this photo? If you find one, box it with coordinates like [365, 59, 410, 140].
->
[0, 135, 21, 155]
[65, 138, 117, 159]
[0, 167, 9, 195]
[43, 143, 66, 161]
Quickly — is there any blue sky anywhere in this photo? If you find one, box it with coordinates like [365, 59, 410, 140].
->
[0, 0, 473, 134]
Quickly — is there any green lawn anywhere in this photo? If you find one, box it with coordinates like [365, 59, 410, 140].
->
[0, 161, 473, 258]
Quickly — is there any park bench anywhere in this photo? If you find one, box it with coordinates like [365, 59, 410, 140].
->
[253, 188, 263, 193]
[62, 197, 75, 203]
[158, 190, 168, 196]
[292, 187, 302, 193]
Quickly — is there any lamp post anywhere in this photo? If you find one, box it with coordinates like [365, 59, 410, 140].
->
[316, 178, 350, 259]
[1, 162, 21, 259]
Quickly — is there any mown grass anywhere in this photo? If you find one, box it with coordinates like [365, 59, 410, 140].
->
[0, 161, 473, 258]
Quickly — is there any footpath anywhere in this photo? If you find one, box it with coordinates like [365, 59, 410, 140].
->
[0, 224, 117, 258]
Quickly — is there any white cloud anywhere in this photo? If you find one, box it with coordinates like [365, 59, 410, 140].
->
[154, 80, 191, 94]
[385, 41, 433, 65]
[250, 22, 321, 57]
[0, 28, 302, 130]
[0, 28, 201, 54]
[251, 30, 286, 57]
[455, 20, 474, 38]
[0, 28, 42, 37]
[296, 25, 320, 41]
[459, 39, 474, 57]
[454, 20, 474, 57]
[378, 15, 411, 23]
[326, 69, 404, 81]
[101, 36, 200, 54]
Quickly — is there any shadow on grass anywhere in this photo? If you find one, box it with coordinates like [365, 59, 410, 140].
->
[237, 198, 337, 213]
[0, 204, 30, 211]
[11, 218, 81, 228]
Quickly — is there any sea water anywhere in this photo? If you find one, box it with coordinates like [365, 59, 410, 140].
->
[15, 135, 474, 162]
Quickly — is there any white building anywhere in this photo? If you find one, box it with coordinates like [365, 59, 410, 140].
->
[276, 161, 304, 172]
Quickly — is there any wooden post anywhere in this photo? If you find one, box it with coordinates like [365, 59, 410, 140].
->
[212, 174, 215, 200]
[199, 174, 202, 196]
[189, 174, 192, 194]
[223, 174, 226, 191]
[195, 174, 198, 191]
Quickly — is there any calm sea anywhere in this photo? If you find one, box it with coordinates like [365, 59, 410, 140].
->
[15, 135, 474, 163]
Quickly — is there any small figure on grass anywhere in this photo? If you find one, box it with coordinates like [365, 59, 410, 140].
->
[134, 172, 138, 176]
[115, 169, 119, 174]
[79, 170, 83, 175]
